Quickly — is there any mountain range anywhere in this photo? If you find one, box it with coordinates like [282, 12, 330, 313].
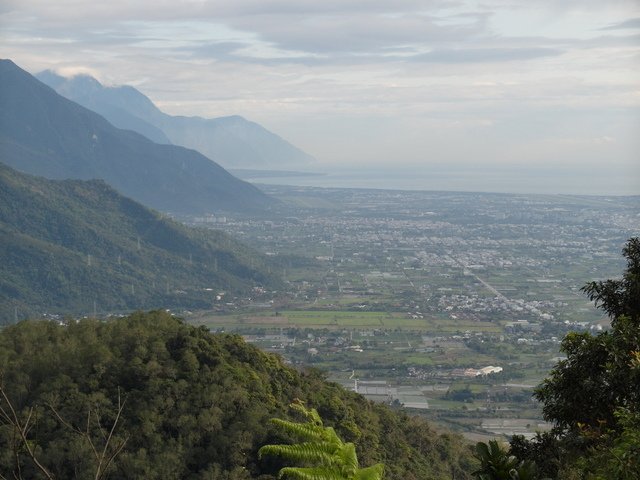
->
[37, 70, 316, 171]
[0, 162, 279, 321]
[0, 59, 272, 214]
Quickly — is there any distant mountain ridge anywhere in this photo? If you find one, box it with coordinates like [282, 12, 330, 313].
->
[0, 59, 272, 213]
[0, 162, 280, 320]
[36, 70, 172, 145]
[37, 70, 317, 170]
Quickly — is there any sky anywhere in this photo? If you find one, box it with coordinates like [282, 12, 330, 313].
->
[1, 0, 639, 194]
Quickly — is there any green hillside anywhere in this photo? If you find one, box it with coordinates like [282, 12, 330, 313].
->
[0, 311, 476, 479]
[0, 163, 280, 322]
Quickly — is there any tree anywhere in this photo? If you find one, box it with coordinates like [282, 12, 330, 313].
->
[507, 433, 563, 480]
[512, 238, 640, 478]
[259, 401, 384, 480]
[0, 382, 127, 480]
[0, 313, 474, 479]
[0, 383, 54, 480]
[534, 237, 640, 433]
[574, 408, 640, 480]
[582, 237, 640, 325]
[471, 440, 537, 480]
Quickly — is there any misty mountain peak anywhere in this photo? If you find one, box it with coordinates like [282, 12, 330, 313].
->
[1, 59, 273, 213]
[37, 70, 103, 97]
[38, 70, 316, 170]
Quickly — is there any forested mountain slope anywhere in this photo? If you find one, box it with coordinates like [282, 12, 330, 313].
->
[0, 163, 279, 321]
[0, 311, 476, 479]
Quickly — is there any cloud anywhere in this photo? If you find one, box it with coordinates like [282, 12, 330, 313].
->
[601, 17, 640, 30]
[182, 41, 251, 59]
[224, 12, 487, 55]
[1, 0, 638, 194]
[5, 0, 633, 67]
[54, 65, 103, 78]
[410, 47, 563, 63]
[1, 0, 454, 21]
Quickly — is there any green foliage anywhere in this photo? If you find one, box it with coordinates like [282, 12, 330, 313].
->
[0, 311, 475, 479]
[513, 238, 640, 478]
[574, 408, 640, 480]
[581, 237, 640, 325]
[472, 440, 537, 480]
[259, 403, 384, 480]
[508, 433, 565, 480]
[534, 238, 640, 434]
[0, 163, 281, 322]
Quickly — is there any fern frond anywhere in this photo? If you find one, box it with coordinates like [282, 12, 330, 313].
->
[354, 463, 384, 480]
[271, 418, 328, 442]
[261, 402, 385, 480]
[259, 442, 339, 465]
[321, 426, 342, 445]
[335, 443, 358, 477]
[290, 403, 324, 426]
[278, 466, 345, 480]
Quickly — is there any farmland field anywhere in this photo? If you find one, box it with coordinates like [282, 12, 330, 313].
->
[182, 186, 640, 440]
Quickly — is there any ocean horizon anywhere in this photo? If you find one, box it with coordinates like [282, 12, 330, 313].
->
[247, 167, 640, 197]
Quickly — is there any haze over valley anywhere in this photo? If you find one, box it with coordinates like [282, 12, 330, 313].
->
[1, 1, 639, 479]
[4, 2, 638, 196]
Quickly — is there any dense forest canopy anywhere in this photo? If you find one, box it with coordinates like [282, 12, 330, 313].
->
[0, 311, 475, 479]
[0, 163, 280, 321]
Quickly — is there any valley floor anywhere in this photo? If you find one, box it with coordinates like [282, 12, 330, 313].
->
[181, 186, 640, 440]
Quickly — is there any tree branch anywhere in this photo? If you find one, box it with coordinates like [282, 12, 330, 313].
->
[0, 385, 55, 480]
[95, 389, 128, 480]
[46, 403, 101, 463]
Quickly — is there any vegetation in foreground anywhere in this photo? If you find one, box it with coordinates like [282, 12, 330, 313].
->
[259, 402, 384, 480]
[503, 237, 640, 479]
[0, 310, 474, 479]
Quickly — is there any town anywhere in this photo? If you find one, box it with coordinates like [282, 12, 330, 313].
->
[177, 186, 640, 440]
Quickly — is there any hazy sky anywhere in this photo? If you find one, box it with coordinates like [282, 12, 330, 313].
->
[2, 1, 639, 194]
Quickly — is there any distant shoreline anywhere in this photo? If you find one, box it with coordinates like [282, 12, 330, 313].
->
[243, 168, 640, 197]
[229, 169, 326, 179]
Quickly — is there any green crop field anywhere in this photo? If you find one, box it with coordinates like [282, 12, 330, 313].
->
[192, 309, 504, 332]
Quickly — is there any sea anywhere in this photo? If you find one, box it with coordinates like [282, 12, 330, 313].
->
[240, 167, 640, 197]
